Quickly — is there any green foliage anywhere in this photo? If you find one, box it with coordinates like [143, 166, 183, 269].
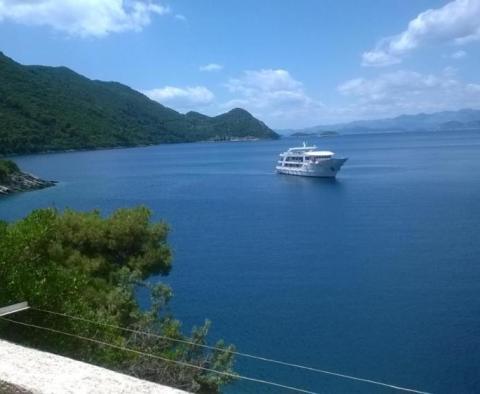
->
[0, 159, 20, 183]
[0, 52, 278, 155]
[0, 207, 236, 392]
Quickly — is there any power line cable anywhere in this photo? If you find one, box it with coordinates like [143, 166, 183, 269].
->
[0, 316, 317, 394]
[31, 307, 431, 394]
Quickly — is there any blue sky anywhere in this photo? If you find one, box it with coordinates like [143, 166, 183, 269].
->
[1, 0, 480, 128]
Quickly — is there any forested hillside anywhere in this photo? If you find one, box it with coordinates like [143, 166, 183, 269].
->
[0, 52, 277, 155]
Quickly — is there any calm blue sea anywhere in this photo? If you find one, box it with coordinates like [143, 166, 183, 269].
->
[1, 131, 480, 394]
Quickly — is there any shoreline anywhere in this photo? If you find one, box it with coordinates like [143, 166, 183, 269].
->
[0, 171, 56, 196]
[4, 128, 479, 160]
[1, 136, 273, 159]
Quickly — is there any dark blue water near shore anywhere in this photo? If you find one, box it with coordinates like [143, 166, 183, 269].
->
[1, 131, 480, 393]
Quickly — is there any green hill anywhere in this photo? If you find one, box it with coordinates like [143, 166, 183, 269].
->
[0, 52, 278, 155]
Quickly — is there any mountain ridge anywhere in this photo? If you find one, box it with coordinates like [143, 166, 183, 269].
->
[0, 52, 278, 155]
[280, 109, 480, 135]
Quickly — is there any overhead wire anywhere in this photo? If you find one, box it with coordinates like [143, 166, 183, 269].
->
[0, 315, 317, 394]
[29, 307, 431, 393]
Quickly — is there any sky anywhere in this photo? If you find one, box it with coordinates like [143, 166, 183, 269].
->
[1, 0, 480, 129]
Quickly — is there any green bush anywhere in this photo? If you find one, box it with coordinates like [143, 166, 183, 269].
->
[0, 207, 236, 392]
[0, 159, 20, 183]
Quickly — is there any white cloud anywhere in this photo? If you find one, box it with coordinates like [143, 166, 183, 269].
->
[174, 14, 186, 22]
[338, 69, 480, 118]
[223, 69, 323, 127]
[450, 49, 467, 59]
[442, 66, 458, 77]
[227, 69, 302, 94]
[361, 48, 401, 67]
[199, 63, 223, 72]
[362, 0, 480, 66]
[0, 0, 170, 37]
[143, 86, 215, 111]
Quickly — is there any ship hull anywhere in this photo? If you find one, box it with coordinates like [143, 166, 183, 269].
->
[276, 158, 347, 178]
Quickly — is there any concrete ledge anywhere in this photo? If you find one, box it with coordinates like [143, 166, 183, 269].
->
[0, 340, 188, 394]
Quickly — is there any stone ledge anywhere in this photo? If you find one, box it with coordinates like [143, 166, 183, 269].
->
[0, 340, 189, 394]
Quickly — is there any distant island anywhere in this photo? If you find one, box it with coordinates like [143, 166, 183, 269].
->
[0, 52, 278, 156]
[0, 159, 55, 195]
[282, 108, 480, 136]
[291, 131, 338, 137]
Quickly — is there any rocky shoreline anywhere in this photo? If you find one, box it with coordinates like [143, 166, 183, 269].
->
[0, 171, 56, 196]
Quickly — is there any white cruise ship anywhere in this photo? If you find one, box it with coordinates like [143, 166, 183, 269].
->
[276, 143, 347, 178]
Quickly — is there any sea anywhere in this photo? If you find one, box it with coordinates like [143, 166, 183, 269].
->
[1, 130, 479, 394]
